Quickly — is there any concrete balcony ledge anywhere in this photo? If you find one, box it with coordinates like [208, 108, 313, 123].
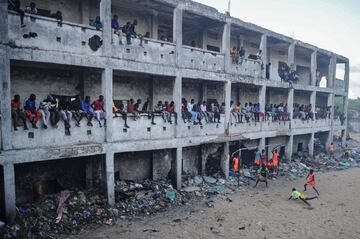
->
[11, 120, 105, 150]
[180, 46, 225, 72]
[112, 114, 176, 142]
[228, 59, 262, 79]
[229, 120, 290, 135]
[178, 115, 226, 138]
[111, 35, 176, 67]
[292, 118, 331, 129]
[8, 12, 103, 56]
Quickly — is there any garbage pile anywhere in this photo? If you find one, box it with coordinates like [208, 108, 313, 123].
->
[1, 143, 360, 238]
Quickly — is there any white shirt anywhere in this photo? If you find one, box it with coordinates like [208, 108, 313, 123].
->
[187, 103, 194, 112]
[200, 104, 207, 112]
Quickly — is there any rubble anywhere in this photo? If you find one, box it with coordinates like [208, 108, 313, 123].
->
[1, 142, 360, 238]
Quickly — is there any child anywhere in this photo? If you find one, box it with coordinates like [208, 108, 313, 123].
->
[304, 169, 319, 196]
[254, 165, 268, 188]
[343, 144, 349, 159]
[232, 156, 239, 173]
[288, 188, 318, 206]
[268, 148, 279, 175]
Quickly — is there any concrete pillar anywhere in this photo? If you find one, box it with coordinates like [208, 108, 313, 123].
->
[222, 19, 231, 72]
[259, 34, 267, 78]
[86, 159, 94, 189]
[221, 142, 230, 179]
[201, 82, 207, 102]
[259, 137, 265, 151]
[101, 68, 113, 142]
[309, 133, 314, 157]
[328, 93, 334, 129]
[310, 91, 316, 112]
[200, 145, 206, 176]
[174, 147, 182, 189]
[0, 50, 12, 150]
[341, 130, 346, 146]
[310, 50, 318, 86]
[344, 61, 350, 92]
[326, 130, 333, 147]
[3, 163, 16, 223]
[202, 28, 208, 49]
[173, 3, 183, 66]
[224, 81, 231, 134]
[288, 41, 296, 70]
[287, 88, 294, 121]
[100, 0, 111, 56]
[0, 0, 8, 44]
[105, 152, 115, 206]
[259, 86, 266, 114]
[327, 54, 336, 89]
[150, 11, 159, 39]
[173, 74, 182, 137]
[285, 135, 293, 161]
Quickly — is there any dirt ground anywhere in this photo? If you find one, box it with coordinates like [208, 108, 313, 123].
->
[75, 168, 360, 239]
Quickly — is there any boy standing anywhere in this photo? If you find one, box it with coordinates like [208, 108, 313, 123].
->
[304, 169, 319, 196]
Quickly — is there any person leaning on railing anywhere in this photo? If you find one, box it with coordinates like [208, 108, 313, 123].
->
[8, 0, 26, 27]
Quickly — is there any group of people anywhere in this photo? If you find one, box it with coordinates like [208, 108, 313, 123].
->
[230, 47, 263, 65]
[293, 104, 314, 120]
[230, 101, 264, 123]
[9, 1, 63, 28]
[181, 99, 224, 125]
[278, 64, 299, 85]
[11, 94, 108, 134]
[265, 103, 290, 121]
[11, 94, 181, 132]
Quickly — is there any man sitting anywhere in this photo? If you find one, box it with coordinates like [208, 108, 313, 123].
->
[91, 95, 107, 127]
[113, 101, 129, 128]
[81, 96, 94, 126]
[11, 94, 28, 130]
[24, 94, 41, 129]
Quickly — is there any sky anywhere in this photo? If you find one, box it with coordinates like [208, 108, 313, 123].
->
[195, 0, 360, 99]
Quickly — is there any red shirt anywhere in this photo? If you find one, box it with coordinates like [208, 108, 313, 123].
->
[127, 103, 134, 113]
[11, 100, 21, 110]
[93, 100, 104, 111]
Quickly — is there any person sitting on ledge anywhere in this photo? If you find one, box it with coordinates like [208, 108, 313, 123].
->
[24, 93, 41, 129]
[11, 94, 28, 131]
[113, 101, 129, 128]
[167, 101, 177, 125]
[141, 98, 156, 125]
[81, 96, 94, 127]
[91, 95, 107, 128]
[8, 0, 26, 27]
[70, 95, 83, 127]
[25, 2, 37, 22]
[90, 16, 102, 30]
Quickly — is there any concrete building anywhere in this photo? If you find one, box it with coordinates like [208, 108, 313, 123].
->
[0, 0, 349, 222]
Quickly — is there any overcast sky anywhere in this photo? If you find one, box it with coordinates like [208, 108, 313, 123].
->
[195, 0, 360, 99]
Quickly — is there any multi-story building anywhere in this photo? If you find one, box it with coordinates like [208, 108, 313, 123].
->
[0, 0, 349, 222]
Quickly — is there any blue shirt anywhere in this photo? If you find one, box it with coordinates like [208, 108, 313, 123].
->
[24, 99, 36, 111]
[111, 19, 120, 30]
[81, 100, 93, 113]
[255, 150, 261, 160]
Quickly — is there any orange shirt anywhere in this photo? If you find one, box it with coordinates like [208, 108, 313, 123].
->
[11, 100, 21, 110]
[272, 152, 279, 166]
[233, 157, 239, 172]
[167, 105, 174, 113]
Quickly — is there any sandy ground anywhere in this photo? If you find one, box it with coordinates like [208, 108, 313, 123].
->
[75, 168, 360, 239]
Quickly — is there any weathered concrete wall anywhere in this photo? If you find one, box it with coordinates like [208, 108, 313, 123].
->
[182, 79, 201, 102]
[296, 65, 311, 85]
[266, 88, 288, 105]
[294, 91, 310, 105]
[11, 66, 82, 101]
[113, 75, 151, 101]
[114, 151, 152, 181]
[316, 94, 328, 107]
[182, 146, 201, 176]
[13, 156, 104, 204]
[231, 84, 259, 104]
[21, 0, 98, 24]
[152, 149, 172, 180]
[269, 48, 288, 81]
[293, 134, 311, 153]
[349, 119, 360, 133]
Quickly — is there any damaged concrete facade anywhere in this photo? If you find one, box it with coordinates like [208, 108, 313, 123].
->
[0, 0, 349, 222]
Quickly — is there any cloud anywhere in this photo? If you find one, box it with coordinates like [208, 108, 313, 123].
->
[351, 65, 360, 73]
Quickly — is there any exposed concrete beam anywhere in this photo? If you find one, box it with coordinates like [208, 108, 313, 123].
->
[0, 49, 12, 150]
[285, 135, 293, 161]
[221, 142, 229, 179]
[105, 152, 115, 206]
[224, 81, 231, 134]
[222, 19, 231, 72]
[173, 73, 182, 137]
[0, 0, 8, 44]
[288, 41, 296, 70]
[173, 3, 183, 66]
[100, 0, 112, 56]
[310, 50, 317, 86]
[309, 133, 314, 157]
[3, 163, 16, 223]
[102, 68, 113, 142]
[174, 147, 182, 189]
